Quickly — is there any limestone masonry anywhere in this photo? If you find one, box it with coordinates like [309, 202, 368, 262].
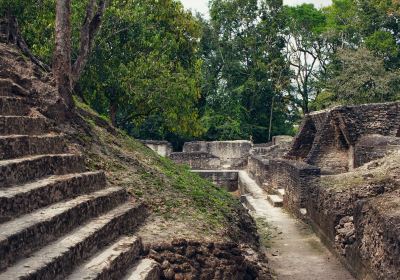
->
[0, 38, 159, 279]
[169, 102, 400, 280]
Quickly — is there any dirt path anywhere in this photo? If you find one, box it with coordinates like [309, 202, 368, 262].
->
[239, 171, 355, 280]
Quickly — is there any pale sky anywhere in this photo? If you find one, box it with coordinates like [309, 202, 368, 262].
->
[180, 0, 332, 18]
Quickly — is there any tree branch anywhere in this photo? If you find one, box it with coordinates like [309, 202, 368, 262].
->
[71, 0, 107, 85]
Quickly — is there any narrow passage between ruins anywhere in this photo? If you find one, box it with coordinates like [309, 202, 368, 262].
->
[239, 171, 355, 280]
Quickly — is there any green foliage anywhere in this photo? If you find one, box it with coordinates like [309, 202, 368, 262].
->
[4, 0, 400, 146]
[309, 91, 338, 111]
[78, 0, 204, 140]
[365, 31, 399, 58]
[292, 0, 400, 109]
[0, 0, 88, 63]
[328, 48, 400, 104]
[285, 4, 327, 35]
[198, 0, 293, 143]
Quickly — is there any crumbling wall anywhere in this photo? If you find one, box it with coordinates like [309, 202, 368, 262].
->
[305, 171, 399, 279]
[145, 239, 272, 280]
[269, 159, 320, 216]
[354, 135, 400, 168]
[272, 135, 293, 146]
[170, 152, 221, 170]
[183, 141, 252, 169]
[247, 156, 320, 217]
[306, 117, 352, 174]
[286, 116, 318, 160]
[247, 156, 270, 187]
[352, 190, 400, 280]
[140, 140, 173, 157]
[193, 170, 239, 192]
[251, 136, 293, 160]
[288, 102, 400, 174]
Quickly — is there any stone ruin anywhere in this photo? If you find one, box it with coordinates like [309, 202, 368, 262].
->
[167, 137, 293, 192]
[166, 101, 400, 280]
[0, 34, 163, 278]
[140, 140, 173, 157]
[286, 102, 400, 174]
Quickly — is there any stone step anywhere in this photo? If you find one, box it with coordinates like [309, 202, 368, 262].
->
[0, 116, 50, 135]
[0, 187, 129, 271]
[0, 134, 67, 160]
[0, 97, 29, 116]
[277, 188, 285, 198]
[0, 154, 85, 188]
[267, 195, 283, 207]
[123, 259, 161, 280]
[0, 202, 147, 280]
[0, 171, 106, 222]
[0, 78, 29, 97]
[66, 235, 142, 280]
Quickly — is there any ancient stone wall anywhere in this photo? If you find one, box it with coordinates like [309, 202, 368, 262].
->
[352, 190, 400, 280]
[286, 116, 319, 160]
[247, 156, 270, 187]
[247, 155, 320, 217]
[287, 102, 400, 174]
[170, 152, 221, 170]
[250, 136, 293, 160]
[305, 174, 399, 279]
[140, 140, 173, 157]
[145, 239, 272, 280]
[354, 135, 400, 168]
[269, 159, 320, 216]
[193, 170, 239, 192]
[183, 141, 252, 169]
[272, 135, 293, 146]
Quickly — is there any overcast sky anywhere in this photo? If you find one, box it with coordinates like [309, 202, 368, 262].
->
[180, 0, 332, 18]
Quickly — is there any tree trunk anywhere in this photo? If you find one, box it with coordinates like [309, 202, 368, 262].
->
[53, 0, 74, 109]
[71, 0, 106, 85]
[109, 102, 117, 126]
[268, 96, 275, 142]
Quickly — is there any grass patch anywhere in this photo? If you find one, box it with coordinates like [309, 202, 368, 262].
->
[255, 217, 275, 248]
[72, 100, 245, 240]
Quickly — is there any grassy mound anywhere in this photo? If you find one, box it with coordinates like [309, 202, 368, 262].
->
[68, 99, 258, 244]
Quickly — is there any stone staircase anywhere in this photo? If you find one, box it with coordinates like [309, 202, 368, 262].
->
[266, 188, 285, 208]
[0, 81, 160, 279]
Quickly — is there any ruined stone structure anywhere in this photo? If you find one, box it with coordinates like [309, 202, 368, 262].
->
[287, 102, 400, 174]
[172, 102, 400, 280]
[140, 140, 173, 157]
[193, 170, 239, 192]
[0, 42, 160, 279]
[245, 102, 400, 280]
[173, 140, 253, 170]
[170, 138, 293, 194]
[145, 239, 271, 279]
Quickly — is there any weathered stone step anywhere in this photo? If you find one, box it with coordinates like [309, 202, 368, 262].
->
[66, 235, 142, 280]
[123, 259, 161, 280]
[277, 188, 285, 197]
[0, 171, 106, 222]
[0, 154, 85, 188]
[0, 78, 29, 97]
[0, 202, 147, 280]
[0, 97, 29, 116]
[0, 187, 128, 271]
[0, 134, 66, 160]
[0, 116, 50, 135]
[267, 195, 283, 207]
